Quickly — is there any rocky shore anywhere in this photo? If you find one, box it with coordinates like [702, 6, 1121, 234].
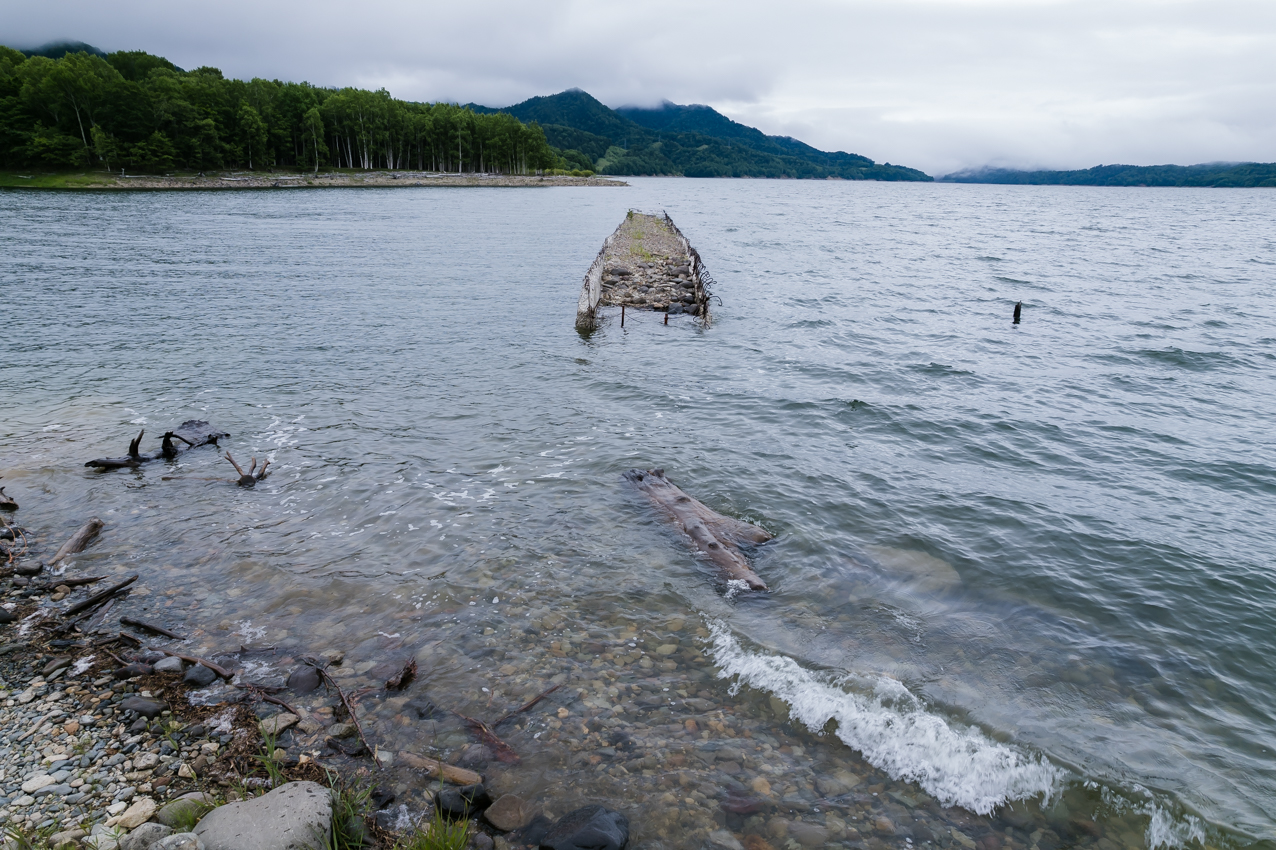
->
[0, 171, 625, 191]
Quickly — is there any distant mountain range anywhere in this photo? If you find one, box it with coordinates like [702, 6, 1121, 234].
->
[941, 162, 1276, 188]
[471, 89, 931, 181]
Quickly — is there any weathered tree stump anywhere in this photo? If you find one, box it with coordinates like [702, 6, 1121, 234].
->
[86, 420, 230, 470]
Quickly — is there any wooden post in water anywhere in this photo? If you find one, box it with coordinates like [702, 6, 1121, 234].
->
[621, 305, 626, 327]
[1013, 301, 1022, 324]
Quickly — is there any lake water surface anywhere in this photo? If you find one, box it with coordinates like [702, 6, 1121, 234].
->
[2, 179, 1274, 849]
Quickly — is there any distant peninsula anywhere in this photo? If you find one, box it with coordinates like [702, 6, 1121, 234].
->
[0, 40, 930, 183]
[941, 162, 1276, 188]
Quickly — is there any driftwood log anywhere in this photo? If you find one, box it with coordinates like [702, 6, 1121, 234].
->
[398, 752, 483, 786]
[63, 574, 138, 618]
[86, 420, 230, 470]
[48, 518, 104, 566]
[624, 468, 772, 591]
[224, 452, 269, 487]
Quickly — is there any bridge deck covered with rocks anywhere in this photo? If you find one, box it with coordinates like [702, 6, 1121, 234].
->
[575, 212, 713, 332]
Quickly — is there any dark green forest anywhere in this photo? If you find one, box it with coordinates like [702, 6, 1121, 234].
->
[0, 44, 561, 174]
[941, 162, 1276, 188]
[473, 89, 932, 181]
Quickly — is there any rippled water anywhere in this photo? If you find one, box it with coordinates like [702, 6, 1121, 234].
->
[2, 180, 1274, 849]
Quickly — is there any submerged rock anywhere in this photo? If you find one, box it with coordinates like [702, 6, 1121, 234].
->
[539, 805, 629, 850]
[286, 665, 321, 693]
[436, 783, 491, 819]
[484, 793, 535, 832]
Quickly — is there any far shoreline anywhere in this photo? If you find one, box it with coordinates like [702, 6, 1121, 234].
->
[0, 169, 627, 191]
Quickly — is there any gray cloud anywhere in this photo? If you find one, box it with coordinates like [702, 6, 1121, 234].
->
[5, 0, 1274, 174]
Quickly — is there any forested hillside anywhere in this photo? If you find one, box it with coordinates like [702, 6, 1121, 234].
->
[0, 45, 559, 174]
[474, 89, 931, 181]
[942, 162, 1276, 187]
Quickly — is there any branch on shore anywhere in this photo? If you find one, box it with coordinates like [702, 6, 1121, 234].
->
[313, 662, 381, 767]
[62, 574, 137, 618]
[156, 649, 233, 680]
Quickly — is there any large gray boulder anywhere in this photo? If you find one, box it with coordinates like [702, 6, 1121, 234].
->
[119, 823, 172, 850]
[194, 781, 331, 850]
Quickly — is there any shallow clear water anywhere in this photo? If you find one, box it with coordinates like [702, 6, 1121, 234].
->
[2, 180, 1274, 849]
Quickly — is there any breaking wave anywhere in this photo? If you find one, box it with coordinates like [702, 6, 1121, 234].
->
[707, 620, 1062, 814]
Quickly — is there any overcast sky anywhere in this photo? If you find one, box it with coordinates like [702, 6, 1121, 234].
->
[5, 0, 1275, 175]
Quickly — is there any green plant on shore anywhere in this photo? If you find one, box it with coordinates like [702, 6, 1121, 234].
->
[321, 768, 375, 850]
[390, 817, 471, 850]
[2, 825, 56, 850]
[252, 723, 286, 788]
[165, 800, 208, 834]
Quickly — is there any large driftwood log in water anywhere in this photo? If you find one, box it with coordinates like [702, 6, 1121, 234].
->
[48, 518, 104, 566]
[624, 468, 771, 591]
[86, 420, 230, 470]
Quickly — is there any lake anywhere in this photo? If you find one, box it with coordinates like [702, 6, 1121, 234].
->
[2, 178, 1274, 849]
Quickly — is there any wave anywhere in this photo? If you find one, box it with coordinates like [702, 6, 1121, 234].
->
[706, 620, 1062, 814]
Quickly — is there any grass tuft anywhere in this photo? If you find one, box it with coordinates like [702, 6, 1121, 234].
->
[390, 817, 472, 850]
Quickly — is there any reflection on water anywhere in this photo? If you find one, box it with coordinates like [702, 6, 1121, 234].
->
[3, 181, 1276, 848]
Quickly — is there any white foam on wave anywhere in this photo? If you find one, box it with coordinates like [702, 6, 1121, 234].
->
[1098, 783, 1208, 850]
[707, 621, 1063, 814]
[1145, 804, 1206, 849]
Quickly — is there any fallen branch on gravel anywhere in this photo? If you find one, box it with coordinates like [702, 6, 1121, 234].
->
[62, 574, 137, 618]
[48, 518, 104, 566]
[120, 617, 184, 639]
[224, 452, 269, 487]
[494, 682, 563, 727]
[155, 649, 233, 680]
[56, 575, 107, 588]
[314, 664, 381, 767]
[234, 683, 300, 717]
